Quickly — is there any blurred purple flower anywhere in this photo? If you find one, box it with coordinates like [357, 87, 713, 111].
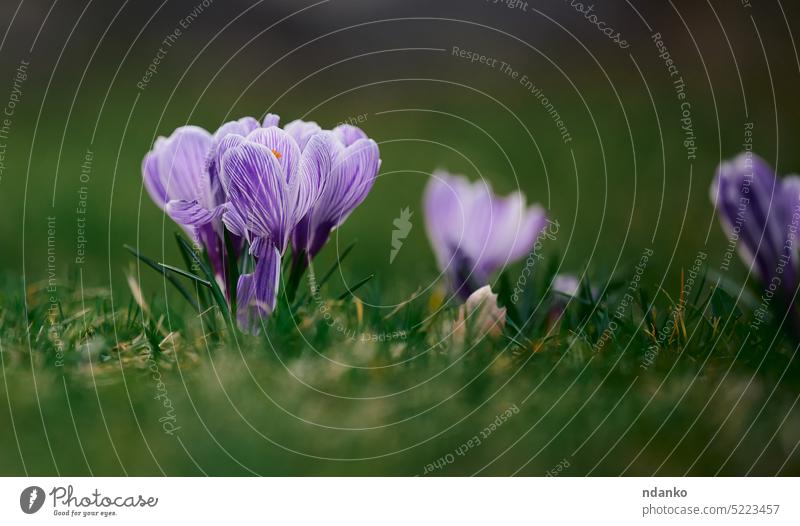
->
[289, 123, 381, 264]
[553, 274, 581, 298]
[220, 125, 330, 332]
[710, 152, 800, 299]
[424, 171, 547, 299]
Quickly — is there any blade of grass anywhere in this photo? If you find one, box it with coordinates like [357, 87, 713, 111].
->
[157, 263, 211, 287]
[124, 244, 200, 311]
[337, 273, 374, 301]
[504, 316, 532, 346]
[294, 240, 357, 306]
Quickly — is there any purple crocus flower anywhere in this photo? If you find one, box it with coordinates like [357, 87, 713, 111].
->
[424, 171, 548, 299]
[219, 125, 330, 332]
[143, 116, 278, 296]
[710, 152, 800, 300]
[289, 123, 381, 265]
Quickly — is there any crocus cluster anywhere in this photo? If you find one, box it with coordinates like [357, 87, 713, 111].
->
[424, 171, 548, 299]
[710, 152, 800, 304]
[142, 114, 380, 333]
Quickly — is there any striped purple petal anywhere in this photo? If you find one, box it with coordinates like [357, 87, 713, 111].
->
[222, 141, 290, 249]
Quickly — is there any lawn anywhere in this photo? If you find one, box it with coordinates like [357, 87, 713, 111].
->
[1, 242, 798, 475]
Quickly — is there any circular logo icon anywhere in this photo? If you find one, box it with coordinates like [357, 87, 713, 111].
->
[20, 486, 45, 514]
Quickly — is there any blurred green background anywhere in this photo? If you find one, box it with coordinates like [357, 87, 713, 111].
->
[1, 0, 799, 475]
[2, 0, 798, 296]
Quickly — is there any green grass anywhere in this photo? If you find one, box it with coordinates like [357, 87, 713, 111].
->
[1, 244, 799, 476]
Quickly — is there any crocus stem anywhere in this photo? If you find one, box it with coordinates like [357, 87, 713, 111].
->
[285, 250, 309, 303]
